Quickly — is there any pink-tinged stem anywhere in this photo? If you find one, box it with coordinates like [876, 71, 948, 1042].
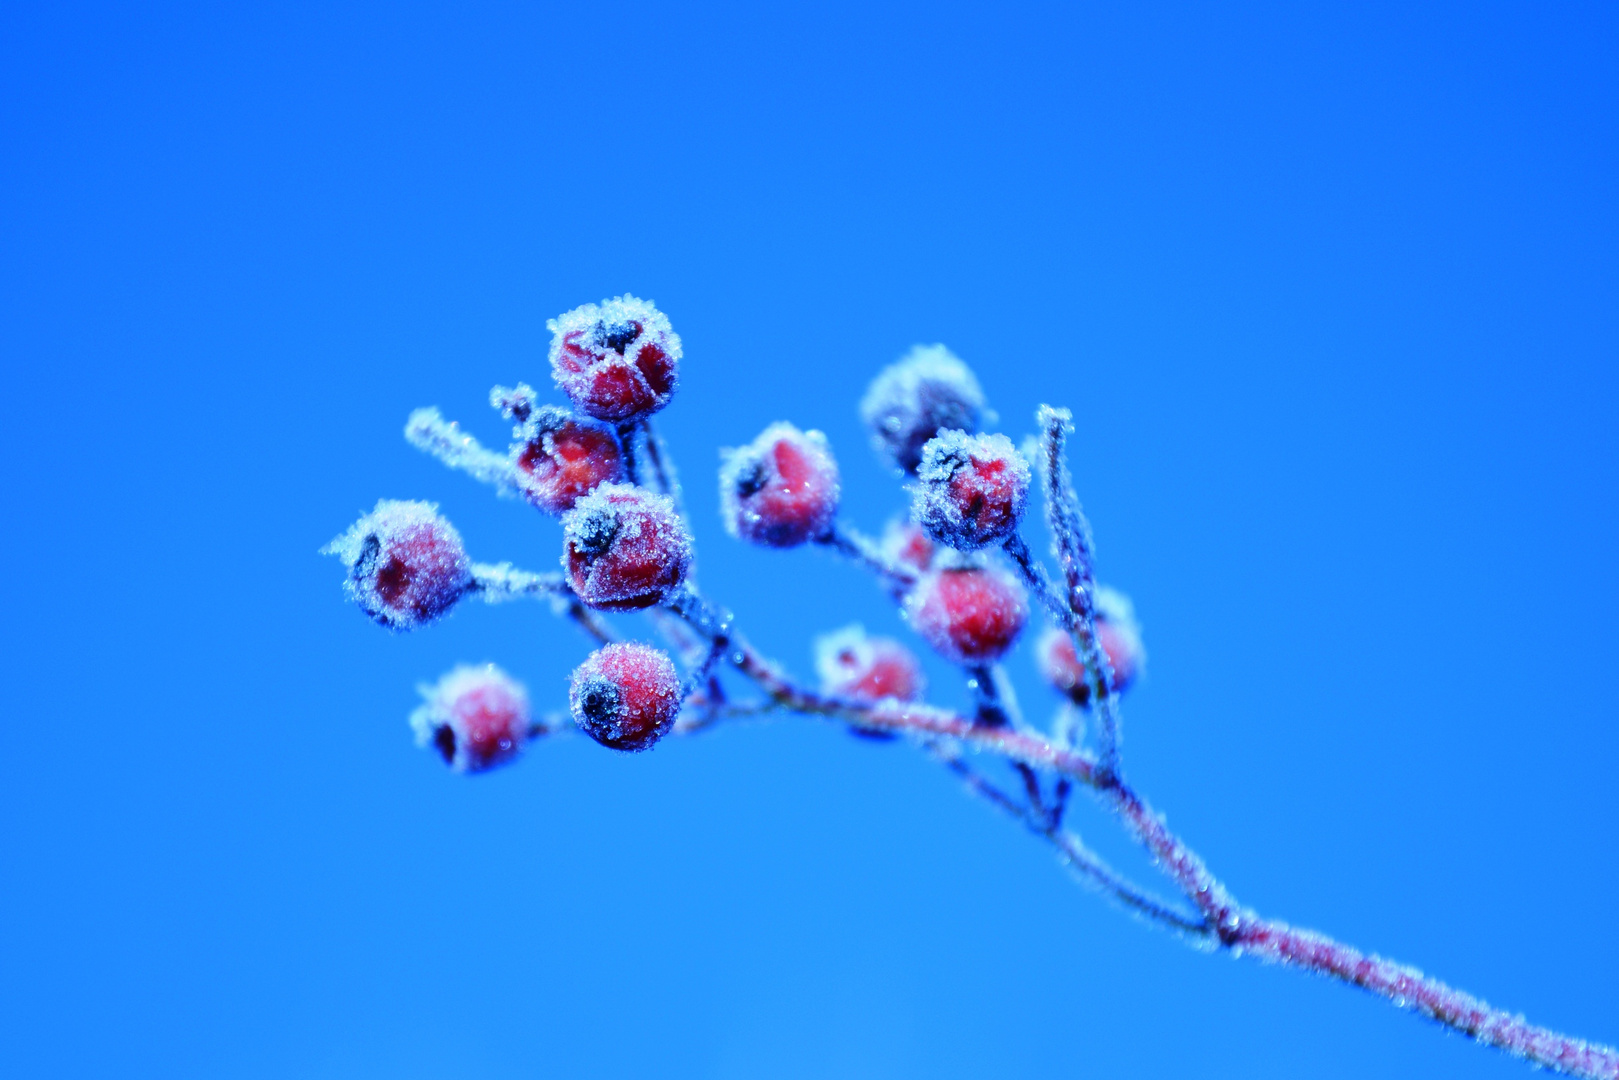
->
[716, 637, 1618, 1076]
[1232, 919, 1619, 1078]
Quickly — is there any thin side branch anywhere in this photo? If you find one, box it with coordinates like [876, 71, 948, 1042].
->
[1036, 405, 1125, 781]
[817, 521, 919, 598]
[467, 562, 615, 645]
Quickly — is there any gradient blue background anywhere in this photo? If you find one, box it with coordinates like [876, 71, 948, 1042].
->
[2, 2, 1616, 1077]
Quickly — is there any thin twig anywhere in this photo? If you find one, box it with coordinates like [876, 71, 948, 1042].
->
[816, 521, 920, 598]
[1034, 406, 1124, 782]
[467, 562, 615, 644]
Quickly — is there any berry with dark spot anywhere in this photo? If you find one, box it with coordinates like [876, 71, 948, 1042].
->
[912, 431, 1031, 551]
[904, 563, 1028, 665]
[509, 403, 627, 514]
[562, 483, 692, 610]
[719, 422, 841, 548]
[548, 296, 680, 422]
[814, 625, 926, 704]
[323, 500, 472, 631]
[860, 345, 986, 474]
[409, 664, 534, 773]
[569, 643, 683, 751]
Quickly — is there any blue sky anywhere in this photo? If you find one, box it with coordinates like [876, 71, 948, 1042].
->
[2, 2, 1616, 1077]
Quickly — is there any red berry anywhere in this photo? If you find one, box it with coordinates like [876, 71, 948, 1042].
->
[512, 404, 627, 514]
[562, 483, 692, 610]
[569, 643, 683, 752]
[719, 422, 841, 548]
[913, 431, 1030, 550]
[410, 664, 533, 773]
[860, 345, 986, 474]
[548, 295, 680, 422]
[880, 517, 935, 575]
[814, 625, 926, 704]
[323, 500, 472, 631]
[1035, 589, 1145, 703]
[904, 563, 1028, 664]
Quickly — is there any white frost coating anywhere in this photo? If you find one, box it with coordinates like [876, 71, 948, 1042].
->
[468, 561, 567, 602]
[718, 421, 840, 547]
[859, 345, 988, 473]
[409, 663, 533, 773]
[910, 429, 1031, 551]
[813, 624, 877, 689]
[560, 482, 693, 607]
[546, 294, 678, 360]
[406, 407, 523, 495]
[321, 499, 472, 631]
[546, 295, 682, 420]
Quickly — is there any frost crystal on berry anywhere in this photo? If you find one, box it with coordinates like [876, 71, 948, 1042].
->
[561, 483, 692, 610]
[860, 345, 986, 474]
[548, 295, 681, 422]
[505, 397, 627, 514]
[719, 422, 841, 548]
[1037, 587, 1145, 703]
[322, 500, 472, 631]
[904, 562, 1029, 664]
[410, 663, 534, 773]
[814, 625, 925, 704]
[912, 430, 1031, 550]
[569, 643, 683, 752]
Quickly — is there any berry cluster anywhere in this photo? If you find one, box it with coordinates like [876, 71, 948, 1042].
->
[321, 293, 1619, 1078]
[329, 296, 1141, 762]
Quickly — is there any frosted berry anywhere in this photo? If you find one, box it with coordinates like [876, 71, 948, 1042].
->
[814, 625, 926, 704]
[569, 643, 683, 752]
[1036, 588, 1145, 704]
[881, 517, 935, 575]
[505, 398, 627, 515]
[719, 422, 841, 547]
[912, 431, 1031, 550]
[548, 295, 680, 422]
[323, 500, 472, 631]
[860, 345, 986, 474]
[562, 483, 692, 610]
[904, 563, 1028, 665]
[410, 664, 533, 773]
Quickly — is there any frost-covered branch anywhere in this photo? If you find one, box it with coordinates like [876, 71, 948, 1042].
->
[323, 295, 1617, 1078]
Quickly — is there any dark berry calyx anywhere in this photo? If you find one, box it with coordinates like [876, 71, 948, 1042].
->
[593, 320, 643, 354]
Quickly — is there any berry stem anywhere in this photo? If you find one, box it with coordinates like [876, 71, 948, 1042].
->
[406, 408, 530, 499]
[1033, 406, 1124, 784]
[817, 521, 920, 598]
[615, 420, 642, 486]
[676, 628, 1619, 1075]
[925, 741, 1207, 936]
[640, 418, 686, 518]
[466, 562, 615, 644]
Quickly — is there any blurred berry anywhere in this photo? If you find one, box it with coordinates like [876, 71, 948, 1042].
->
[548, 295, 680, 422]
[880, 517, 935, 575]
[410, 664, 533, 773]
[814, 625, 926, 704]
[323, 500, 472, 631]
[720, 422, 841, 547]
[904, 563, 1028, 664]
[511, 402, 627, 514]
[860, 345, 985, 474]
[1036, 588, 1144, 704]
[912, 431, 1031, 550]
[569, 643, 683, 751]
[562, 483, 692, 610]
